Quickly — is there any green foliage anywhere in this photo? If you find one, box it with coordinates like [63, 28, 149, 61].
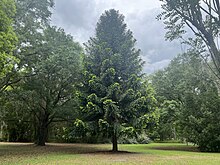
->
[0, 0, 18, 91]
[20, 26, 83, 145]
[118, 131, 151, 144]
[180, 91, 220, 152]
[1, 0, 54, 92]
[0, 0, 56, 144]
[67, 119, 87, 140]
[157, 100, 181, 141]
[0, 23, 83, 145]
[14, 0, 54, 76]
[159, 0, 220, 77]
[152, 51, 220, 151]
[82, 9, 158, 150]
[0, 91, 33, 142]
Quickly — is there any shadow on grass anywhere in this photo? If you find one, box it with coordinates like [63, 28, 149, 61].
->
[0, 143, 136, 158]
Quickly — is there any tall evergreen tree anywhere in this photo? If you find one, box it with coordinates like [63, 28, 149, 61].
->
[83, 9, 157, 152]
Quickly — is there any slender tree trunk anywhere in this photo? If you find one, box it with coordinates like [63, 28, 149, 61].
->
[159, 132, 164, 141]
[112, 130, 118, 152]
[173, 127, 177, 140]
[0, 121, 4, 140]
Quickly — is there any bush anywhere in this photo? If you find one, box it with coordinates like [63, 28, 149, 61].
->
[118, 133, 151, 144]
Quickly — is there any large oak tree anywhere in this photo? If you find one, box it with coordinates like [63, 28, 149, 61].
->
[21, 26, 83, 146]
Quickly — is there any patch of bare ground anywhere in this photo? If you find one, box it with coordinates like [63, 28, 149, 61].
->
[0, 143, 158, 165]
[0, 142, 107, 155]
[0, 142, 139, 155]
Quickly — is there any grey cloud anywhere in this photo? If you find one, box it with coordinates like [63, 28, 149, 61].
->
[51, 0, 98, 42]
[144, 59, 171, 74]
[127, 8, 181, 64]
[52, 0, 96, 29]
[51, 0, 181, 73]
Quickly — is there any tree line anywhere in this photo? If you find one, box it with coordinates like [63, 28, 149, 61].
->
[0, 0, 220, 152]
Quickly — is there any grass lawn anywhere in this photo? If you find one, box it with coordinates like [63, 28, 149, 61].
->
[0, 142, 220, 165]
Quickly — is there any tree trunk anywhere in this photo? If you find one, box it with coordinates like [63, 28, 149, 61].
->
[112, 130, 118, 152]
[36, 127, 47, 145]
[173, 127, 177, 140]
[35, 115, 49, 146]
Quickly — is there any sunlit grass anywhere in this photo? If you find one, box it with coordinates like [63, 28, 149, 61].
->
[0, 142, 220, 165]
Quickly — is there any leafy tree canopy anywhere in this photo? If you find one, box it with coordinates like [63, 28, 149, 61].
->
[0, 0, 18, 92]
[152, 51, 220, 151]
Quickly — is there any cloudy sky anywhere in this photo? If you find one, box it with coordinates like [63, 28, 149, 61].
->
[51, 0, 183, 73]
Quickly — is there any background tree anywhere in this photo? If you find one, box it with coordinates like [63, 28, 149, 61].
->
[0, 0, 18, 92]
[2, 0, 54, 90]
[0, 90, 33, 142]
[152, 51, 220, 151]
[19, 26, 83, 146]
[82, 9, 158, 152]
[158, 0, 220, 78]
[0, 0, 54, 142]
[157, 100, 180, 141]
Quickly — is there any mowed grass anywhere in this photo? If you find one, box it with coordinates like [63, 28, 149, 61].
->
[0, 142, 220, 165]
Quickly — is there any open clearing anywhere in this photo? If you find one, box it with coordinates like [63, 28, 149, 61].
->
[0, 142, 220, 165]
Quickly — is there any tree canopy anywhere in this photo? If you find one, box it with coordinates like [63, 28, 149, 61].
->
[159, 0, 220, 78]
[152, 51, 220, 151]
[0, 0, 18, 92]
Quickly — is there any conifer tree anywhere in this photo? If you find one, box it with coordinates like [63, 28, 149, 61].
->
[83, 9, 157, 152]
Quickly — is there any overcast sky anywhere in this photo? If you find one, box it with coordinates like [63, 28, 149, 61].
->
[51, 0, 183, 73]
